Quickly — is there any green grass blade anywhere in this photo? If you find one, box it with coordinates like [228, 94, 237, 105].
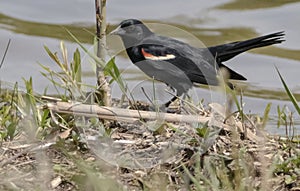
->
[261, 102, 272, 129]
[72, 48, 82, 85]
[44, 45, 63, 69]
[276, 66, 300, 115]
[66, 29, 103, 67]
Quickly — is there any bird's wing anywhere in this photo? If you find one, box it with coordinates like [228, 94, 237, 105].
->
[140, 36, 219, 85]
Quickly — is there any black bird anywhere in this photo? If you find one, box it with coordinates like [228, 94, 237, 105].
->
[111, 19, 284, 108]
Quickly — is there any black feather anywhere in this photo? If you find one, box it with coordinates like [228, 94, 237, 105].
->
[112, 19, 285, 107]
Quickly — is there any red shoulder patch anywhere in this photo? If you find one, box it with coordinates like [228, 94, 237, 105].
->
[141, 48, 175, 61]
[141, 48, 155, 58]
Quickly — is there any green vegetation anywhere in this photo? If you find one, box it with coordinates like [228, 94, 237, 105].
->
[217, 0, 299, 10]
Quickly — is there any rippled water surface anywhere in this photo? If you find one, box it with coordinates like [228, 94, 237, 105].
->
[1, 0, 300, 134]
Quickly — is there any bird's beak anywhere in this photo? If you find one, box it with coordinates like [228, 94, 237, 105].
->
[109, 25, 125, 36]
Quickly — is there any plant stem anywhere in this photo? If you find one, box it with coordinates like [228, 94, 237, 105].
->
[0, 39, 11, 69]
[95, 0, 111, 106]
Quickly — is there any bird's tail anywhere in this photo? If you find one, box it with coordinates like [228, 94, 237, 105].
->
[209, 31, 285, 62]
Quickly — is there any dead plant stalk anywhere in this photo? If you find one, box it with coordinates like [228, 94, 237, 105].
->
[95, 0, 111, 106]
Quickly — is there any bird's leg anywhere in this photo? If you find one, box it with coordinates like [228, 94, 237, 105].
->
[164, 95, 178, 108]
[165, 83, 176, 93]
[163, 84, 178, 108]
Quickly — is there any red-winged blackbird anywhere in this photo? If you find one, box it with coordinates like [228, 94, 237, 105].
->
[111, 19, 284, 107]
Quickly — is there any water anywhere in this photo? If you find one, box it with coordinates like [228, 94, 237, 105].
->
[1, 0, 300, 135]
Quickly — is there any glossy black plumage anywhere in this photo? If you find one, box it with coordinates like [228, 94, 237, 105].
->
[111, 19, 285, 107]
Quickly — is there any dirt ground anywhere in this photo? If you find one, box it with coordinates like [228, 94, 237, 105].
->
[1, 100, 300, 190]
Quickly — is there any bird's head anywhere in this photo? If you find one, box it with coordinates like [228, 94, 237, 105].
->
[110, 19, 153, 46]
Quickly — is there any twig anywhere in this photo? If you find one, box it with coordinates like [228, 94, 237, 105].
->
[141, 87, 155, 106]
[45, 101, 261, 142]
[47, 101, 210, 124]
[0, 39, 11, 69]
